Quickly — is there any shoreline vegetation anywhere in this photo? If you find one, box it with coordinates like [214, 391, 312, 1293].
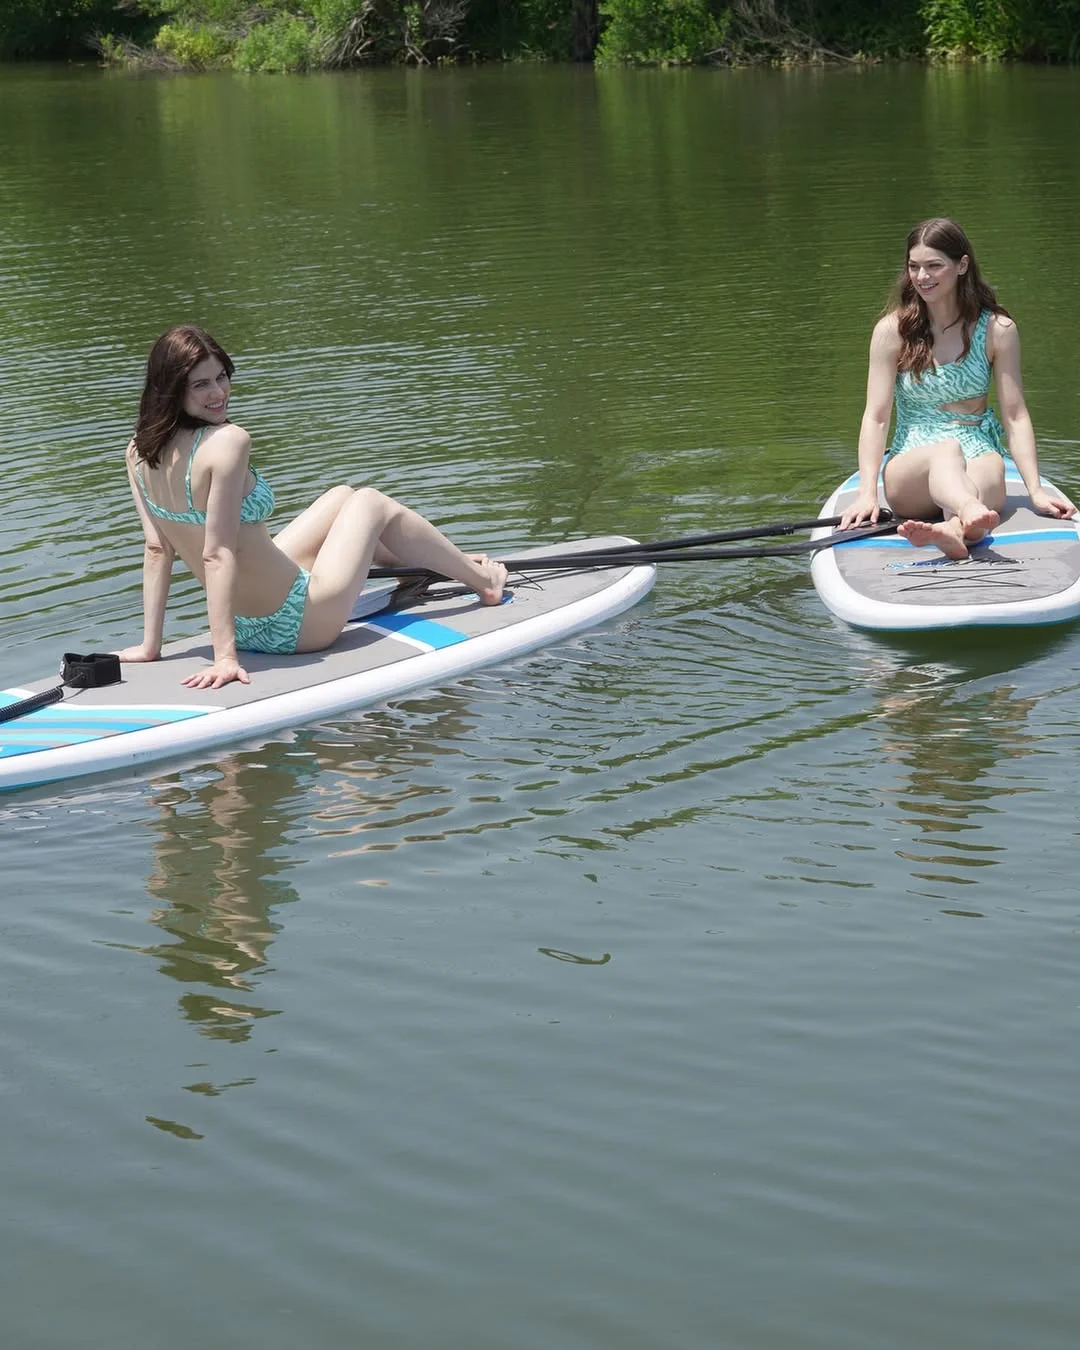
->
[4, 0, 1079, 72]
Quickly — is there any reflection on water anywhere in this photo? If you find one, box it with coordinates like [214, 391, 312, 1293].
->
[135, 755, 303, 1043]
[126, 691, 498, 1047]
[854, 627, 1070, 905]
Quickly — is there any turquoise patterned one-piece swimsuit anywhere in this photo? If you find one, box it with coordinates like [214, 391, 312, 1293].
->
[135, 427, 310, 655]
[889, 309, 1005, 461]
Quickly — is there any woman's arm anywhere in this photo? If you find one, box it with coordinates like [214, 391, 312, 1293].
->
[993, 315, 1075, 517]
[183, 425, 252, 689]
[839, 317, 900, 530]
[116, 443, 175, 662]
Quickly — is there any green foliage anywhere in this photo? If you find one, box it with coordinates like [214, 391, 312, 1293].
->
[596, 0, 728, 63]
[920, 0, 1080, 58]
[6, 0, 1080, 67]
[144, 0, 261, 21]
[154, 19, 235, 66]
[309, 0, 361, 28]
[304, 0, 472, 65]
[920, 0, 1014, 57]
[232, 12, 321, 69]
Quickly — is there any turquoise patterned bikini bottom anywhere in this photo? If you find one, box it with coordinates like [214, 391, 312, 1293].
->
[889, 407, 1005, 462]
[234, 567, 310, 655]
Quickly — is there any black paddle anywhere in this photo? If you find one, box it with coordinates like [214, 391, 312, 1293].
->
[515, 510, 895, 559]
[370, 519, 898, 582]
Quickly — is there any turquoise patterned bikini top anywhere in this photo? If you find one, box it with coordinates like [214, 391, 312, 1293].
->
[136, 426, 274, 526]
[894, 308, 993, 418]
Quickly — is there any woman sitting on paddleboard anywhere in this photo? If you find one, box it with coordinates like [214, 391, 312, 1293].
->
[118, 325, 507, 689]
[839, 217, 1075, 556]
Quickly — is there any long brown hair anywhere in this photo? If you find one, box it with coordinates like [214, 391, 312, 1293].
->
[890, 218, 1009, 377]
[133, 325, 235, 467]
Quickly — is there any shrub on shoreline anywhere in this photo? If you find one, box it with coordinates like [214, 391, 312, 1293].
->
[8, 0, 1077, 67]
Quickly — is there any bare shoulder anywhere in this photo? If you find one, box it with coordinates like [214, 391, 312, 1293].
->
[869, 312, 901, 358]
[202, 422, 252, 466]
[988, 311, 1020, 360]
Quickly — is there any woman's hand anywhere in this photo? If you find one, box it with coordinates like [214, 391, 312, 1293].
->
[115, 643, 160, 663]
[182, 659, 251, 690]
[1030, 487, 1077, 519]
[838, 494, 882, 531]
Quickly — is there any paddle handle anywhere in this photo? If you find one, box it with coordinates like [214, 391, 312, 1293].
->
[0, 684, 64, 727]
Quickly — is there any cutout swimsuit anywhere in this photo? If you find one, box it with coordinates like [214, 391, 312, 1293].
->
[136, 427, 310, 654]
[889, 309, 1005, 461]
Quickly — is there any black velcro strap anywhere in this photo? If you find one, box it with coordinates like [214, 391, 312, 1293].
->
[61, 652, 122, 689]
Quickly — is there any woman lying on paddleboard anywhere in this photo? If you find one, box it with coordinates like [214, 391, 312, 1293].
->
[117, 325, 507, 689]
[839, 217, 1075, 556]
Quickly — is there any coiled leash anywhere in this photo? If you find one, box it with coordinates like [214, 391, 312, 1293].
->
[0, 652, 122, 728]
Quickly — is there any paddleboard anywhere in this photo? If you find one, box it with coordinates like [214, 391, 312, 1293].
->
[810, 457, 1080, 631]
[0, 538, 655, 792]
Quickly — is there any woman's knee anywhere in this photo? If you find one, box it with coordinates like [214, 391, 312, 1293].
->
[884, 459, 934, 516]
[932, 438, 965, 464]
[343, 485, 402, 527]
[348, 485, 388, 511]
[971, 454, 1006, 506]
[925, 439, 969, 485]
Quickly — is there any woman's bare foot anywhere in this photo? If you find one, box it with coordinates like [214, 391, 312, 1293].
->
[468, 554, 508, 605]
[897, 517, 970, 560]
[957, 501, 999, 542]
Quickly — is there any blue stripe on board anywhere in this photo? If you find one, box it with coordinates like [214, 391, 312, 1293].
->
[363, 612, 468, 649]
[836, 528, 1079, 550]
[840, 472, 1031, 492]
[0, 694, 210, 723]
[3, 716, 177, 735]
[0, 701, 213, 760]
[0, 731, 111, 751]
[4, 711, 210, 731]
[839, 457, 1034, 493]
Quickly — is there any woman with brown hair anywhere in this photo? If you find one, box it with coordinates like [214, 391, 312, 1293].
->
[839, 218, 1074, 557]
[118, 325, 506, 689]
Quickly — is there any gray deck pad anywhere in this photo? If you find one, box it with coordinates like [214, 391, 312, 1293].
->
[833, 491, 1080, 608]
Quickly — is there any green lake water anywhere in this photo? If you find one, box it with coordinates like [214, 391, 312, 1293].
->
[2, 61, 1079, 1349]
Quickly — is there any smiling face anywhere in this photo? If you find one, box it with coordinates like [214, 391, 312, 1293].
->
[907, 243, 968, 306]
[182, 356, 231, 422]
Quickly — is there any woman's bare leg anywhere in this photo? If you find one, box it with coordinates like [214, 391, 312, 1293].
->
[965, 453, 1007, 514]
[295, 488, 506, 651]
[273, 486, 354, 571]
[885, 441, 1002, 558]
[275, 484, 404, 570]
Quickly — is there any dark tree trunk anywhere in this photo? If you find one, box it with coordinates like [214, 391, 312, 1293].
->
[571, 0, 599, 60]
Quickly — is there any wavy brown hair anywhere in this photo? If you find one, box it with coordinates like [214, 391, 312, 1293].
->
[133, 325, 235, 468]
[889, 218, 1009, 378]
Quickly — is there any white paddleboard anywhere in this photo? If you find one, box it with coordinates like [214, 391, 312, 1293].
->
[0, 538, 655, 792]
[811, 457, 1080, 631]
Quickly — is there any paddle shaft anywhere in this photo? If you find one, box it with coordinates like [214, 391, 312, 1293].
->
[528, 512, 894, 556]
[370, 521, 898, 580]
[0, 684, 64, 728]
[372, 511, 897, 584]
